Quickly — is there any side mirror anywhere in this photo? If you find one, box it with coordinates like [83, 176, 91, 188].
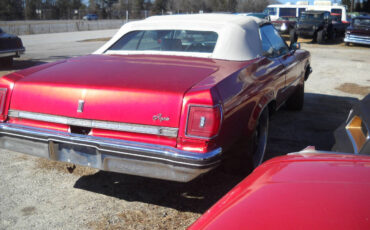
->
[290, 42, 301, 50]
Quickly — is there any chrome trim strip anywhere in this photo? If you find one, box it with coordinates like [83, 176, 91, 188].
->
[8, 110, 178, 138]
[0, 123, 222, 166]
[0, 48, 25, 54]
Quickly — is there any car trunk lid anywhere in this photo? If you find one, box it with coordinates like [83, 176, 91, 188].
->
[9, 55, 219, 129]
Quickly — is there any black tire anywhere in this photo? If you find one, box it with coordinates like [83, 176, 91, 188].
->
[222, 107, 269, 175]
[312, 31, 317, 43]
[317, 30, 324, 44]
[289, 29, 298, 44]
[0, 57, 13, 67]
[251, 108, 269, 168]
[286, 81, 304, 110]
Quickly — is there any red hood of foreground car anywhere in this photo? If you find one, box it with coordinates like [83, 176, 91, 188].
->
[8, 54, 234, 128]
[189, 152, 370, 230]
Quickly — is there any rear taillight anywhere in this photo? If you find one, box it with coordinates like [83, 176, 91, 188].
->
[0, 88, 7, 115]
[186, 105, 222, 139]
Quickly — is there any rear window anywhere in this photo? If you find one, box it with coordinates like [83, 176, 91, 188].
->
[107, 30, 218, 53]
[279, 8, 296, 17]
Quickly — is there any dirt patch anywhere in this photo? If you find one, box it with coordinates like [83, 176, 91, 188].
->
[78, 37, 111, 42]
[335, 83, 370, 96]
[88, 208, 199, 230]
[351, 59, 365, 63]
[21, 206, 36, 216]
[35, 158, 98, 176]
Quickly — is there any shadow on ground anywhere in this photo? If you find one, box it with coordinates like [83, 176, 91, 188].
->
[266, 92, 357, 159]
[74, 93, 357, 213]
[74, 168, 243, 214]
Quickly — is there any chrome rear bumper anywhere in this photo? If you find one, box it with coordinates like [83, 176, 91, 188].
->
[0, 48, 25, 58]
[0, 123, 221, 182]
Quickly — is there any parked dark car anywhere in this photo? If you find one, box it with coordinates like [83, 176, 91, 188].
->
[296, 11, 340, 43]
[344, 16, 370, 46]
[83, 14, 98, 20]
[0, 28, 25, 67]
[332, 94, 370, 154]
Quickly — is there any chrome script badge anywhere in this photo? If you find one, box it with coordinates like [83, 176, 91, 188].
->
[153, 113, 170, 122]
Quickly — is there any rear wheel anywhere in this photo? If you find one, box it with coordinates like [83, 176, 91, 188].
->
[317, 30, 324, 44]
[222, 107, 269, 175]
[312, 32, 317, 43]
[289, 29, 298, 44]
[286, 81, 304, 110]
[251, 108, 269, 168]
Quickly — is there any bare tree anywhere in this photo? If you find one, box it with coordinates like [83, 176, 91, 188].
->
[237, 0, 272, 13]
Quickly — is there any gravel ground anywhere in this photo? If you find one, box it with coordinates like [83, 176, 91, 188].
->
[0, 31, 369, 230]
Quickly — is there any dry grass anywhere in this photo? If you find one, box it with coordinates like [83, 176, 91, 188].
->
[335, 83, 370, 96]
[87, 207, 200, 230]
[35, 158, 98, 176]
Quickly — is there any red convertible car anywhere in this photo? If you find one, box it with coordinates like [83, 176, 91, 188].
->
[189, 151, 370, 230]
[0, 14, 311, 182]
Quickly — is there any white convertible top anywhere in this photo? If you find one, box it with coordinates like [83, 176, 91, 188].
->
[94, 14, 266, 61]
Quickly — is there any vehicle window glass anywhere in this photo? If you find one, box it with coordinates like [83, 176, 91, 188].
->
[353, 18, 370, 26]
[300, 13, 323, 21]
[108, 30, 218, 53]
[260, 28, 275, 57]
[260, 25, 289, 58]
[264, 7, 277, 16]
[109, 31, 144, 50]
[298, 8, 306, 17]
[279, 8, 297, 17]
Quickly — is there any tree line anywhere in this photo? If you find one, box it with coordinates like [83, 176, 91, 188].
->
[0, 0, 279, 20]
[1, 0, 369, 21]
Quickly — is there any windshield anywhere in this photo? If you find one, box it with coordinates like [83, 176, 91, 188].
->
[107, 30, 218, 53]
[263, 7, 277, 16]
[353, 18, 370, 27]
[300, 13, 324, 21]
